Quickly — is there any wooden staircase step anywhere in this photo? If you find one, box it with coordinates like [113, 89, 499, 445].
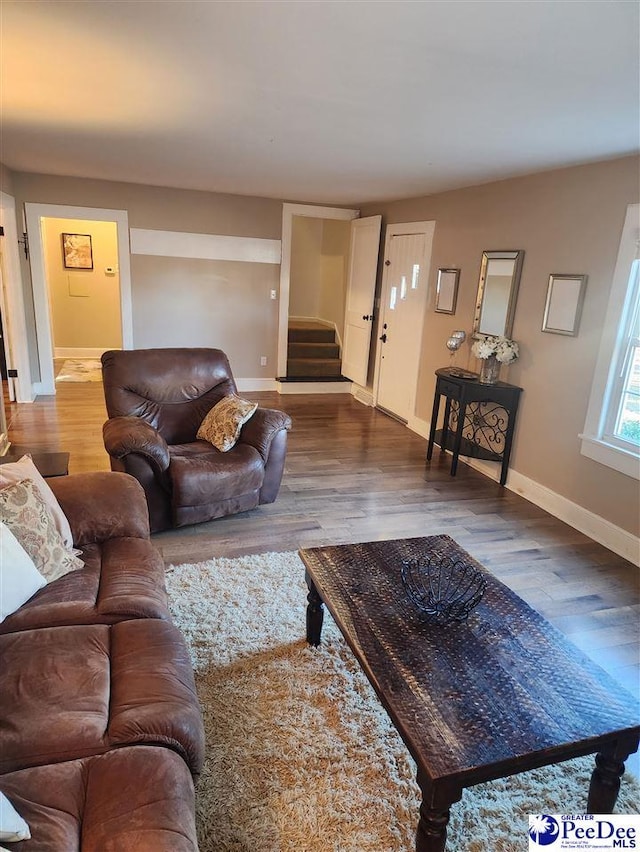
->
[288, 341, 340, 359]
[287, 357, 343, 378]
[287, 325, 335, 343]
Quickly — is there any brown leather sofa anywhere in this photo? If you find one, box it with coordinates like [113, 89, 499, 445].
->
[101, 347, 292, 532]
[0, 472, 204, 851]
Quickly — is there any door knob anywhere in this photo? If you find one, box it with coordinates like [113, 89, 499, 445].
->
[379, 333, 387, 343]
[362, 314, 374, 321]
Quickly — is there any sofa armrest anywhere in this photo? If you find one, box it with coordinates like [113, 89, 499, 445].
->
[239, 407, 292, 462]
[103, 416, 171, 474]
[50, 472, 151, 547]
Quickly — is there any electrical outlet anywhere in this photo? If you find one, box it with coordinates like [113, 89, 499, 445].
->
[270, 290, 277, 300]
[260, 356, 267, 366]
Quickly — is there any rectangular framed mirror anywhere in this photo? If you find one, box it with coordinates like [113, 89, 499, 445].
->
[542, 274, 587, 336]
[435, 268, 460, 314]
[473, 250, 524, 338]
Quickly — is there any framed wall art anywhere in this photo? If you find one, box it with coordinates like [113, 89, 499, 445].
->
[542, 274, 587, 336]
[62, 233, 93, 270]
[435, 268, 460, 315]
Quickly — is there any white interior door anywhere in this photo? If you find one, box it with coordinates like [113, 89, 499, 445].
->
[375, 222, 435, 421]
[341, 215, 382, 386]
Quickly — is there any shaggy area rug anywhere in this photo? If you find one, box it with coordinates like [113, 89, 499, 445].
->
[166, 551, 640, 852]
[55, 358, 102, 382]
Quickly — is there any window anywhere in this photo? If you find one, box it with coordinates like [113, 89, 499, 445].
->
[604, 260, 640, 449]
[581, 204, 640, 479]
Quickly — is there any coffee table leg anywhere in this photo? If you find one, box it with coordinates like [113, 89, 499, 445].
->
[587, 748, 630, 813]
[416, 802, 450, 852]
[415, 772, 461, 852]
[305, 571, 324, 646]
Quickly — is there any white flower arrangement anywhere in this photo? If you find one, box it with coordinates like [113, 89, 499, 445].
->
[471, 335, 519, 365]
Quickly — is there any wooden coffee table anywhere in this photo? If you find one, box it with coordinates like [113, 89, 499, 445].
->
[299, 536, 640, 852]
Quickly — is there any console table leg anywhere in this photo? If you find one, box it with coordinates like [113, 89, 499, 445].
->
[588, 751, 627, 813]
[305, 572, 324, 646]
[427, 392, 441, 461]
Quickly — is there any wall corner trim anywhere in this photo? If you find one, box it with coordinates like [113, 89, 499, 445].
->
[129, 228, 281, 264]
[407, 417, 639, 566]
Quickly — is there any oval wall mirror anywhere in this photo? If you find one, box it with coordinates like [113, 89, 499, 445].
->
[473, 250, 524, 338]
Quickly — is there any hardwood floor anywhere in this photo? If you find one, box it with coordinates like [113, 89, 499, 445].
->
[6, 379, 640, 775]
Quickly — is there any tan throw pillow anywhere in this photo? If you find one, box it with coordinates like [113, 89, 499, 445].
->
[0, 454, 74, 548]
[197, 394, 258, 452]
[0, 478, 84, 583]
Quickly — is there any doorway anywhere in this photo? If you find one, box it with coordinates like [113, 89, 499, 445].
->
[25, 203, 133, 395]
[41, 218, 121, 388]
[287, 215, 352, 379]
[0, 266, 10, 453]
[278, 203, 359, 378]
[373, 221, 435, 423]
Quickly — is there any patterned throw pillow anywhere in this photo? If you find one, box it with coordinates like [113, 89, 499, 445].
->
[197, 394, 258, 452]
[0, 478, 84, 582]
[0, 453, 74, 548]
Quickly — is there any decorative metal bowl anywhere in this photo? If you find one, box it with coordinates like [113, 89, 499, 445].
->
[401, 553, 487, 625]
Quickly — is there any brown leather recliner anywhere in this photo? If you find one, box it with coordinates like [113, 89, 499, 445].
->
[101, 348, 292, 532]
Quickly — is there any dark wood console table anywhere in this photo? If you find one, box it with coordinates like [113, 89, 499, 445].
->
[427, 368, 522, 486]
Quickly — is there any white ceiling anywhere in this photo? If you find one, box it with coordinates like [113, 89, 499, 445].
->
[2, 0, 638, 204]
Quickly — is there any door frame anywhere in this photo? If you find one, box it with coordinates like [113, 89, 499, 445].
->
[372, 220, 436, 424]
[278, 203, 359, 378]
[0, 192, 33, 402]
[25, 203, 133, 395]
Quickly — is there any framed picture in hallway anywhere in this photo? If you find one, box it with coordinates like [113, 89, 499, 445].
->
[62, 233, 93, 269]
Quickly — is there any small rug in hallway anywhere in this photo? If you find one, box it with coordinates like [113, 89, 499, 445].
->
[166, 551, 640, 852]
[55, 358, 102, 382]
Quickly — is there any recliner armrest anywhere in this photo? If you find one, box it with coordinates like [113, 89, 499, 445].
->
[103, 416, 171, 473]
[238, 407, 292, 461]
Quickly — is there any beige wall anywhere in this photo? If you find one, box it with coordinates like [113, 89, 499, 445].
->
[13, 173, 283, 236]
[11, 173, 284, 380]
[290, 217, 322, 318]
[319, 219, 350, 335]
[43, 217, 121, 351]
[0, 162, 15, 196]
[360, 155, 640, 537]
[131, 255, 279, 376]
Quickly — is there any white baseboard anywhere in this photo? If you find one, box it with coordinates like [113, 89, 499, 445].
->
[408, 415, 430, 439]
[407, 417, 639, 566]
[276, 380, 352, 395]
[236, 378, 278, 392]
[506, 468, 640, 566]
[351, 384, 374, 407]
[54, 347, 112, 359]
[289, 315, 334, 328]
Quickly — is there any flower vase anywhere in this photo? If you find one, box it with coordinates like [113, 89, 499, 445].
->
[479, 354, 500, 384]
